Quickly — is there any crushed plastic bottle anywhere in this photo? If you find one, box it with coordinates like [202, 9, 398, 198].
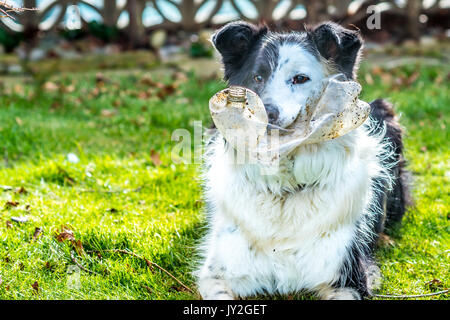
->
[209, 74, 371, 166]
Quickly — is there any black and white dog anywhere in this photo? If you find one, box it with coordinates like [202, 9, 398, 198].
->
[196, 21, 410, 300]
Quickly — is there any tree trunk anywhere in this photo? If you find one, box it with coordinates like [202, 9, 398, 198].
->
[126, 0, 146, 47]
[103, 1, 120, 27]
[405, 0, 421, 40]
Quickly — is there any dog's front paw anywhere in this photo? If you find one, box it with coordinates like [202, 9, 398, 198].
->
[198, 277, 235, 300]
[318, 287, 361, 300]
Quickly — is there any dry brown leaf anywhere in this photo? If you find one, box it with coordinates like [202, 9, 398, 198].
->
[142, 285, 153, 294]
[156, 83, 177, 100]
[73, 239, 84, 255]
[43, 81, 59, 92]
[55, 228, 75, 242]
[170, 285, 188, 292]
[140, 76, 157, 87]
[95, 72, 109, 85]
[15, 186, 27, 194]
[425, 279, 444, 291]
[371, 66, 383, 75]
[4, 201, 19, 209]
[406, 72, 420, 86]
[64, 84, 75, 93]
[33, 227, 42, 240]
[434, 75, 443, 84]
[364, 73, 374, 85]
[150, 149, 162, 166]
[5, 220, 12, 228]
[31, 281, 39, 293]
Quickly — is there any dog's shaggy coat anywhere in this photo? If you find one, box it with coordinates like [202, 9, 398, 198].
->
[195, 21, 410, 300]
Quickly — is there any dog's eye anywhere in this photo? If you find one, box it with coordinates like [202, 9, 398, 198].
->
[253, 75, 263, 83]
[292, 75, 310, 85]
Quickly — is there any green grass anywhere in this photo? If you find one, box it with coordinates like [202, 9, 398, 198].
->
[0, 61, 448, 300]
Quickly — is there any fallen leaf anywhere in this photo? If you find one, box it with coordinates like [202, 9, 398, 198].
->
[6, 220, 12, 228]
[425, 279, 444, 291]
[15, 186, 27, 194]
[142, 285, 153, 294]
[170, 285, 188, 293]
[434, 75, 443, 84]
[371, 66, 383, 75]
[57, 167, 76, 185]
[95, 72, 108, 84]
[33, 227, 42, 240]
[150, 150, 162, 166]
[140, 76, 157, 87]
[43, 81, 59, 92]
[138, 91, 150, 100]
[73, 239, 84, 255]
[31, 281, 39, 293]
[44, 262, 52, 270]
[406, 72, 420, 86]
[64, 84, 75, 93]
[50, 101, 61, 110]
[172, 72, 188, 84]
[4, 201, 19, 209]
[55, 228, 75, 242]
[364, 73, 374, 85]
[156, 83, 177, 100]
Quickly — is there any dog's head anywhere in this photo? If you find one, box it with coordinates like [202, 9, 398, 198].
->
[212, 21, 363, 128]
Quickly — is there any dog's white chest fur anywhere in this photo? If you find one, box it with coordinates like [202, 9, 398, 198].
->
[197, 125, 387, 298]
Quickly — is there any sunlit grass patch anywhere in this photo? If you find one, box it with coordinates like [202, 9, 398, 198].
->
[0, 62, 448, 299]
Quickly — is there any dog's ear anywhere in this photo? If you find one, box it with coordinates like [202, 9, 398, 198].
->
[310, 22, 363, 79]
[212, 21, 268, 77]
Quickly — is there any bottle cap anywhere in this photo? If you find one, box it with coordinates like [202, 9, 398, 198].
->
[227, 86, 246, 103]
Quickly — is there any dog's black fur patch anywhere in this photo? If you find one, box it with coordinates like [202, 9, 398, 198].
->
[370, 99, 412, 227]
[310, 22, 363, 79]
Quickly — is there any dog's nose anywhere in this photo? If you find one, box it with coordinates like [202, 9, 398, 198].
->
[264, 104, 279, 124]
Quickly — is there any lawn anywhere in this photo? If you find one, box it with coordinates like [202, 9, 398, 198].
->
[0, 60, 448, 299]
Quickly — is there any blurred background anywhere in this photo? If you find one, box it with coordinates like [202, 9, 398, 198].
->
[0, 0, 449, 77]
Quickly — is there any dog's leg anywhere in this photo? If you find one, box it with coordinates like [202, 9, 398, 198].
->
[315, 285, 361, 300]
[197, 263, 235, 300]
